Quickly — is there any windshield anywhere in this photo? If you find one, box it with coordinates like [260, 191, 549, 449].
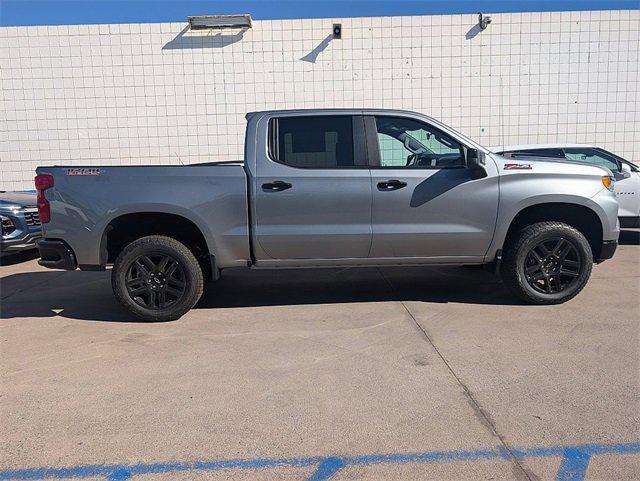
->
[595, 148, 639, 171]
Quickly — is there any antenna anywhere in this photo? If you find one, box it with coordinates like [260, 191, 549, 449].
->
[499, 76, 506, 151]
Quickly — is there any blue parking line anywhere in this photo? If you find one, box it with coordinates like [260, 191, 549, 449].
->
[556, 448, 591, 481]
[106, 468, 131, 481]
[306, 457, 345, 481]
[0, 442, 638, 481]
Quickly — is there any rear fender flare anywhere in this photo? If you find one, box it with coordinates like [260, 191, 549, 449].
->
[96, 204, 216, 267]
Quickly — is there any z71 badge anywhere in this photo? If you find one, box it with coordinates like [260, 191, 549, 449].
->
[66, 168, 102, 176]
[504, 163, 532, 170]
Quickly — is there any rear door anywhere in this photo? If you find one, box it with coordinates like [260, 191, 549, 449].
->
[366, 115, 499, 259]
[253, 114, 372, 260]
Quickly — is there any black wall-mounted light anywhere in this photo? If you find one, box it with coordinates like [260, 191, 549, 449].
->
[333, 23, 342, 39]
[478, 12, 492, 30]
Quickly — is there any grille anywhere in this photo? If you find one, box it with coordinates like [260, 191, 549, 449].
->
[24, 209, 41, 226]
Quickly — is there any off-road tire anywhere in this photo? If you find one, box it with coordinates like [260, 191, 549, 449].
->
[112, 235, 204, 321]
[501, 221, 593, 304]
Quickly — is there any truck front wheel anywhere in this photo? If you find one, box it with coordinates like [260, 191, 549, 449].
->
[111, 235, 204, 321]
[501, 222, 593, 304]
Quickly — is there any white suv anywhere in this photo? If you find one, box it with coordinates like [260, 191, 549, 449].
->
[491, 144, 640, 228]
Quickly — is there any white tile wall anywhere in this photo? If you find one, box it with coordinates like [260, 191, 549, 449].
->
[0, 10, 638, 190]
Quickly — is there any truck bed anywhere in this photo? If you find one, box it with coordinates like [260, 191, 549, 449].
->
[36, 164, 251, 269]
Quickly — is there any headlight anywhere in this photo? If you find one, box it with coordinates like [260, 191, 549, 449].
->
[1, 215, 15, 236]
[601, 175, 615, 191]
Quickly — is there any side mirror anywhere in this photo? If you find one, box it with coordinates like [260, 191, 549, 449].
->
[620, 162, 632, 179]
[466, 148, 487, 179]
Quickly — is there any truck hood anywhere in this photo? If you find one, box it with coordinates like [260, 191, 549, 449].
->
[0, 191, 37, 208]
[489, 153, 614, 177]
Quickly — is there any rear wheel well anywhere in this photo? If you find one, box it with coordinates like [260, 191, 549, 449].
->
[504, 203, 603, 260]
[104, 213, 214, 279]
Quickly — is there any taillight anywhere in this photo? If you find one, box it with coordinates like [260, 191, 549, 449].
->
[35, 174, 54, 223]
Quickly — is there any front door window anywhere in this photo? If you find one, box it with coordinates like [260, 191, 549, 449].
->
[374, 117, 464, 169]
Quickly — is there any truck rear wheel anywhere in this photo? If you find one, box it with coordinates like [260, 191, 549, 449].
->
[112, 235, 204, 321]
[501, 222, 593, 304]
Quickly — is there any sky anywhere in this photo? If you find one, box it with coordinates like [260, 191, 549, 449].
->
[1, 0, 637, 27]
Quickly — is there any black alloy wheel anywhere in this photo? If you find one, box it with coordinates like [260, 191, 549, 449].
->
[125, 253, 186, 310]
[524, 237, 582, 294]
[112, 235, 204, 321]
[500, 221, 593, 305]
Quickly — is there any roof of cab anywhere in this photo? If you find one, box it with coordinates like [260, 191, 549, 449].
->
[246, 108, 432, 119]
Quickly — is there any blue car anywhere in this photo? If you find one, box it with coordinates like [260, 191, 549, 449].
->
[0, 191, 42, 257]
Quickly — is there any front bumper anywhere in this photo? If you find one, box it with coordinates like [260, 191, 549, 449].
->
[37, 239, 78, 270]
[596, 240, 618, 263]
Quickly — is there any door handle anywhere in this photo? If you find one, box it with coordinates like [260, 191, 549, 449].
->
[377, 179, 407, 191]
[262, 180, 292, 192]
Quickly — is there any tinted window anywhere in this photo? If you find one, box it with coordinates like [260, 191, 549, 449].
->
[563, 148, 620, 172]
[271, 116, 354, 168]
[501, 149, 565, 159]
[374, 117, 463, 168]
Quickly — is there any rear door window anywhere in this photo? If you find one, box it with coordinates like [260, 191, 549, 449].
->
[269, 116, 355, 168]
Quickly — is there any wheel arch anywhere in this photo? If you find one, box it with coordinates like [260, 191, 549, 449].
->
[99, 210, 219, 280]
[501, 202, 604, 260]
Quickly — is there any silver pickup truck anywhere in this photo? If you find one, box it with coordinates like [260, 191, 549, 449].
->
[35, 109, 619, 321]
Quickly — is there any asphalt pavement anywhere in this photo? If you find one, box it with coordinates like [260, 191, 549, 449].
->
[1, 230, 638, 480]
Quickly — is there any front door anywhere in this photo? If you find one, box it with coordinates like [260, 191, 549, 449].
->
[254, 115, 372, 260]
[366, 115, 499, 259]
